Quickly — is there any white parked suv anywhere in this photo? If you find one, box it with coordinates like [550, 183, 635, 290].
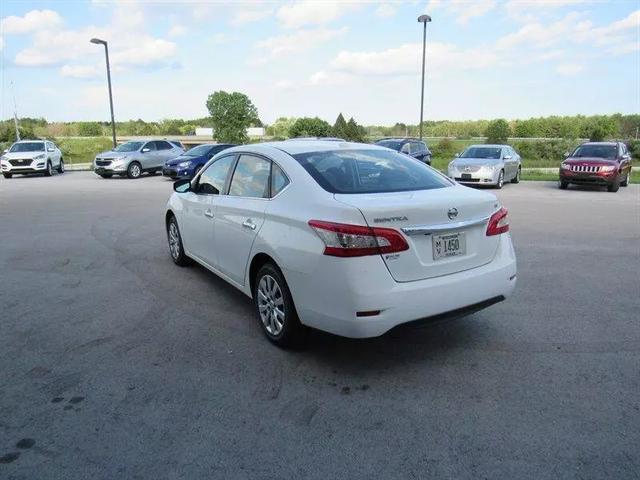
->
[165, 141, 517, 347]
[1, 140, 64, 178]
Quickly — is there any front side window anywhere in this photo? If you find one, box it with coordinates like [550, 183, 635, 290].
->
[197, 155, 235, 195]
[271, 163, 290, 196]
[142, 142, 156, 152]
[293, 149, 452, 194]
[9, 142, 45, 152]
[229, 155, 271, 198]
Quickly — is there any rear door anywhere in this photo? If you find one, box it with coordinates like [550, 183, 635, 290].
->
[213, 154, 271, 284]
[154, 141, 175, 167]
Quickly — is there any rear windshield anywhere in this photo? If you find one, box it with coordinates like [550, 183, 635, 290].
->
[10, 142, 44, 152]
[292, 149, 452, 194]
[572, 145, 617, 159]
[461, 147, 502, 159]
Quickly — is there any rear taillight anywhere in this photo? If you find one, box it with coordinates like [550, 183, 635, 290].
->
[486, 208, 509, 236]
[308, 220, 409, 257]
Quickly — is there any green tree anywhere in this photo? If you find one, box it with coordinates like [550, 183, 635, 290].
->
[485, 119, 511, 143]
[206, 91, 259, 144]
[77, 122, 103, 136]
[267, 117, 297, 139]
[288, 117, 332, 138]
[345, 117, 366, 142]
[332, 113, 348, 139]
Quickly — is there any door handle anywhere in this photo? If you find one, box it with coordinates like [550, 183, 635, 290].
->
[242, 219, 256, 230]
[204, 209, 214, 219]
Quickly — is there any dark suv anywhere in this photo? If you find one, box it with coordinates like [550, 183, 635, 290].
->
[375, 138, 432, 164]
[559, 141, 632, 192]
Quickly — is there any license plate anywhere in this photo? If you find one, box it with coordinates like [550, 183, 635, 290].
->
[461, 173, 472, 179]
[432, 232, 466, 260]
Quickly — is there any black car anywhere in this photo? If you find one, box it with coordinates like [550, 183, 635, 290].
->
[375, 138, 432, 164]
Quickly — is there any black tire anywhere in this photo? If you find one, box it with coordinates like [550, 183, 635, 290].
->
[167, 214, 191, 267]
[607, 180, 620, 193]
[2, 173, 12, 179]
[495, 170, 504, 189]
[57, 158, 65, 173]
[44, 161, 53, 177]
[511, 166, 521, 184]
[559, 180, 569, 189]
[254, 262, 306, 348]
[98, 173, 113, 178]
[620, 170, 630, 187]
[127, 161, 142, 179]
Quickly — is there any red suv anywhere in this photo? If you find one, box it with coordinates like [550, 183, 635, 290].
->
[559, 142, 632, 192]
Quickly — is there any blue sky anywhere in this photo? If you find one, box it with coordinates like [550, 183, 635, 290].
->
[0, 0, 638, 125]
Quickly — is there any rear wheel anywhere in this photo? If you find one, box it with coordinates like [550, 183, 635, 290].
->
[167, 215, 191, 266]
[57, 158, 65, 173]
[2, 173, 12, 179]
[511, 166, 521, 184]
[254, 263, 306, 348]
[127, 162, 142, 179]
[44, 161, 53, 177]
[495, 170, 504, 189]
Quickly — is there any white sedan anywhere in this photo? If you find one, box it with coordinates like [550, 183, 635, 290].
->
[165, 141, 517, 347]
[1, 140, 64, 178]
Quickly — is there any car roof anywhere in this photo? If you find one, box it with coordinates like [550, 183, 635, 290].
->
[376, 138, 422, 143]
[267, 140, 388, 156]
[15, 139, 45, 143]
[580, 142, 618, 146]
[467, 144, 508, 148]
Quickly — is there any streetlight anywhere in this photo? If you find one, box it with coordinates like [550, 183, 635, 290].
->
[90, 38, 117, 148]
[417, 14, 432, 141]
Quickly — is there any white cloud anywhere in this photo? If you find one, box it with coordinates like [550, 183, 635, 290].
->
[211, 33, 230, 45]
[231, 8, 273, 26]
[426, 0, 497, 25]
[555, 63, 584, 76]
[0, 9, 63, 35]
[495, 12, 592, 50]
[308, 70, 352, 86]
[60, 64, 101, 79]
[375, 3, 396, 18]
[256, 27, 347, 59]
[330, 42, 499, 76]
[0, 37, 4, 50]
[168, 24, 186, 37]
[277, 1, 361, 28]
[505, 0, 589, 22]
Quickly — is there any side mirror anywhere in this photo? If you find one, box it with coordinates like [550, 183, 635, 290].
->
[503, 155, 512, 160]
[173, 179, 191, 193]
[142, 147, 151, 153]
[563, 152, 570, 158]
[48, 147, 55, 152]
[454, 153, 460, 158]
[3, 149, 8, 153]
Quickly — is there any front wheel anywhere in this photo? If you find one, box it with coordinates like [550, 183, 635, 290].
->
[167, 215, 191, 266]
[57, 158, 65, 173]
[607, 180, 620, 193]
[127, 162, 142, 179]
[44, 161, 52, 177]
[495, 170, 504, 189]
[511, 166, 521, 184]
[559, 180, 569, 189]
[620, 171, 630, 187]
[254, 263, 306, 348]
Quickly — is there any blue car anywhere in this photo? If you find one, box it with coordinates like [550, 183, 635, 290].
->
[162, 143, 236, 179]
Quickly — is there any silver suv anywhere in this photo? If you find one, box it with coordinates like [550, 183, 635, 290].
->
[94, 140, 184, 179]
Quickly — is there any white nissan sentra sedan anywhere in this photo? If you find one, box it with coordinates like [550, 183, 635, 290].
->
[165, 141, 517, 347]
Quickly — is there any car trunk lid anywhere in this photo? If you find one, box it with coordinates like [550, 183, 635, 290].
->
[334, 186, 501, 282]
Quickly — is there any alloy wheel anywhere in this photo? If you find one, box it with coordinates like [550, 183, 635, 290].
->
[168, 221, 181, 260]
[130, 164, 141, 178]
[257, 274, 285, 336]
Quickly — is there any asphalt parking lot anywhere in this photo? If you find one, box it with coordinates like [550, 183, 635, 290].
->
[1, 172, 638, 479]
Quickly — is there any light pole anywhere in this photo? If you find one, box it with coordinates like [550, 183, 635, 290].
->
[90, 38, 117, 148]
[418, 14, 431, 141]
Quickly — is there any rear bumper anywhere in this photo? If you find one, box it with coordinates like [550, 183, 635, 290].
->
[286, 233, 517, 338]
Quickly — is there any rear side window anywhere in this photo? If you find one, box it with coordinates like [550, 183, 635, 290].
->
[155, 141, 173, 150]
[228, 155, 271, 198]
[197, 155, 235, 195]
[271, 163, 289, 196]
[292, 149, 451, 194]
